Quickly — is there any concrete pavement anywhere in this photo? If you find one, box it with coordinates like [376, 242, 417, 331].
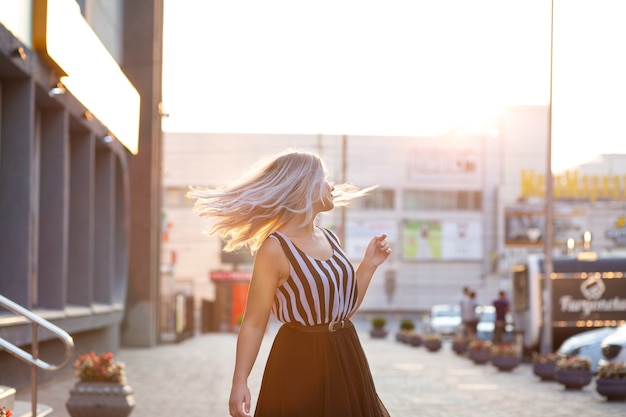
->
[18, 317, 626, 416]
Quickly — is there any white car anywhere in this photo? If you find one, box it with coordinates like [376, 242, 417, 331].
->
[475, 305, 514, 341]
[557, 326, 620, 372]
[475, 305, 495, 340]
[600, 324, 626, 367]
[428, 304, 462, 336]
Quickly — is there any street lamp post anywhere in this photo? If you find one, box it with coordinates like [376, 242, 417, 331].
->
[339, 134, 347, 244]
[541, 0, 555, 356]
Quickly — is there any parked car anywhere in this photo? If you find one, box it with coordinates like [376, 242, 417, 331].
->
[557, 326, 619, 372]
[600, 324, 626, 367]
[428, 304, 462, 336]
[474, 305, 514, 341]
[475, 305, 495, 340]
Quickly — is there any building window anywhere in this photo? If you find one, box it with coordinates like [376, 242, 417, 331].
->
[164, 187, 195, 208]
[403, 190, 482, 210]
[355, 188, 395, 209]
[472, 191, 483, 210]
[458, 191, 470, 209]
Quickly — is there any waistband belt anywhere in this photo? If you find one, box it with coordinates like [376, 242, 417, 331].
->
[287, 320, 347, 333]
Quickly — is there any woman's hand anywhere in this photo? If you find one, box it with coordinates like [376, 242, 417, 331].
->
[229, 381, 252, 417]
[351, 233, 392, 312]
[363, 233, 391, 268]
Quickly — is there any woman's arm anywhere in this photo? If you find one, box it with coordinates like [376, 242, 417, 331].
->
[229, 238, 288, 417]
[352, 233, 391, 312]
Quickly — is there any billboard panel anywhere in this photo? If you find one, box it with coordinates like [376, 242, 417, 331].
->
[402, 220, 482, 260]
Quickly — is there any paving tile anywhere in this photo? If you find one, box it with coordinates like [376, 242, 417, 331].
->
[17, 317, 626, 416]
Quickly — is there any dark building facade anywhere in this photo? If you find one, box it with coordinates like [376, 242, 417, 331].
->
[0, 0, 163, 388]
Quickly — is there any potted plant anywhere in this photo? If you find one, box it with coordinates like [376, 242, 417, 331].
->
[369, 316, 389, 339]
[396, 318, 415, 343]
[595, 361, 626, 401]
[451, 335, 469, 355]
[532, 352, 561, 381]
[490, 343, 521, 371]
[467, 339, 492, 364]
[423, 333, 443, 352]
[407, 331, 423, 347]
[0, 406, 12, 417]
[65, 352, 136, 417]
[555, 356, 593, 390]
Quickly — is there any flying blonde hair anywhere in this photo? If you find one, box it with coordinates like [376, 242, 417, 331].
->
[186, 150, 374, 253]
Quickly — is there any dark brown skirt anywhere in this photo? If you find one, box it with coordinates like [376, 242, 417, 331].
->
[254, 320, 390, 417]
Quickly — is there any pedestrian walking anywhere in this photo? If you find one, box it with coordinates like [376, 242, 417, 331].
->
[492, 290, 510, 344]
[462, 290, 480, 340]
[459, 286, 472, 337]
[187, 150, 392, 417]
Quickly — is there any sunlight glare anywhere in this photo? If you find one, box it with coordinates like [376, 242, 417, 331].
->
[162, 0, 626, 172]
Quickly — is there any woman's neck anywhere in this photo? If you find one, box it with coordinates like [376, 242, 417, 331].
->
[279, 218, 316, 238]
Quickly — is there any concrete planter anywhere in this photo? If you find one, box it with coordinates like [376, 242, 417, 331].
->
[424, 339, 442, 352]
[66, 382, 135, 417]
[533, 362, 557, 381]
[491, 355, 521, 372]
[451, 340, 469, 355]
[409, 334, 423, 347]
[555, 369, 593, 390]
[468, 349, 491, 365]
[369, 328, 388, 339]
[595, 378, 626, 401]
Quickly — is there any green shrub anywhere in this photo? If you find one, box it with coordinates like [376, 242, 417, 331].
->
[371, 316, 387, 329]
[399, 319, 415, 331]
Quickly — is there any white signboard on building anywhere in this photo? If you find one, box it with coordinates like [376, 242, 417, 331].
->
[345, 219, 397, 260]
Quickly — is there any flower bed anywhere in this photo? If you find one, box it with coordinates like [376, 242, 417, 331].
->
[532, 352, 561, 364]
[468, 340, 492, 364]
[595, 361, 626, 401]
[74, 352, 126, 383]
[556, 356, 591, 371]
[491, 343, 520, 357]
[424, 333, 442, 342]
[451, 336, 469, 355]
[468, 339, 492, 351]
[67, 352, 135, 417]
[532, 353, 561, 381]
[597, 361, 626, 379]
[423, 333, 443, 352]
[555, 356, 593, 390]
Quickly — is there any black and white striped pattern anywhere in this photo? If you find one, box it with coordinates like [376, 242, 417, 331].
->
[270, 229, 358, 326]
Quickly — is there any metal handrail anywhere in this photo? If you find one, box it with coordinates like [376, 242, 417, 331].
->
[0, 294, 75, 417]
[0, 294, 74, 370]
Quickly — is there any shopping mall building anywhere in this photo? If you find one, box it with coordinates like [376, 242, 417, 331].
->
[0, 0, 163, 388]
[162, 108, 626, 330]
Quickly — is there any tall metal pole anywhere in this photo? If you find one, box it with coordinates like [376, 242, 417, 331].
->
[339, 135, 347, 244]
[541, 0, 555, 356]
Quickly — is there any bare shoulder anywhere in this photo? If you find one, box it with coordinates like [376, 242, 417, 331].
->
[254, 236, 290, 284]
[256, 235, 284, 262]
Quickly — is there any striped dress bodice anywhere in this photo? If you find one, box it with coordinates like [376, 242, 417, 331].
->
[269, 228, 358, 326]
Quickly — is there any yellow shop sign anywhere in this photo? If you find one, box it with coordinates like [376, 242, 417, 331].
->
[520, 169, 626, 201]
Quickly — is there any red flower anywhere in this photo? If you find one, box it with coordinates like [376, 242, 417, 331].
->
[74, 351, 125, 383]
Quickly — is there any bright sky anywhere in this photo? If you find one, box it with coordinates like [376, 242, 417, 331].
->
[162, 0, 626, 173]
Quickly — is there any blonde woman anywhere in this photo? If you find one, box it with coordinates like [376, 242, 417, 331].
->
[188, 150, 391, 417]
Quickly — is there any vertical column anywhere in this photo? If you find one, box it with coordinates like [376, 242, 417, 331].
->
[121, 0, 164, 346]
[114, 157, 129, 306]
[38, 108, 70, 309]
[67, 132, 94, 306]
[94, 148, 114, 304]
[0, 79, 35, 307]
